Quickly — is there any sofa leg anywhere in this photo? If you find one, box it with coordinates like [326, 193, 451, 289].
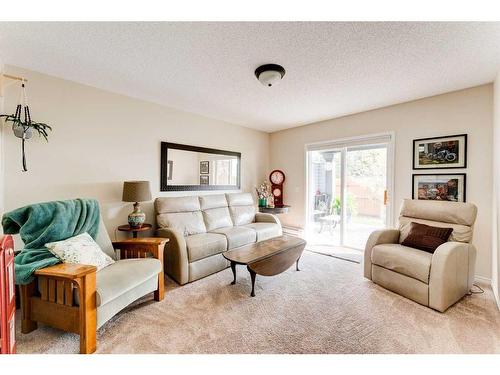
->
[154, 272, 165, 301]
[77, 273, 97, 354]
[20, 282, 38, 333]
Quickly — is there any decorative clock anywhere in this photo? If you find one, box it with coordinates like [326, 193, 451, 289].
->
[269, 170, 285, 207]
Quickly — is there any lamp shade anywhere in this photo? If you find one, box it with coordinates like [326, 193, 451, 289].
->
[122, 181, 152, 202]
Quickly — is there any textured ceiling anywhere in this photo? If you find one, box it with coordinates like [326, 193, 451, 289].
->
[1, 22, 500, 132]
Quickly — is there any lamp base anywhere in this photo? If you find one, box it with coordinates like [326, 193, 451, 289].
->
[128, 202, 146, 229]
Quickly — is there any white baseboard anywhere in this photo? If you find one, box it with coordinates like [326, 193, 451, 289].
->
[474, 275, 491, 284]
[282, 225, 304, 237]
[493, 285, 500, 311]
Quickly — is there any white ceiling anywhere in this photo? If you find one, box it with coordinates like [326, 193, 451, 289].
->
[1, 22, 500, 133]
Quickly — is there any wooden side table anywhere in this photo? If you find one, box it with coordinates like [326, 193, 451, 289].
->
[258, 205, 290, 214]
[117, 223, 152, 238]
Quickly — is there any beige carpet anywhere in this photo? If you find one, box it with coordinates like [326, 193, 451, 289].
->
[15, 251, 500, 354]
[306, 245, 363, 263]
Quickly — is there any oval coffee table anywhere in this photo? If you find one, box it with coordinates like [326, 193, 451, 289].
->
[222, 235, 306, 297]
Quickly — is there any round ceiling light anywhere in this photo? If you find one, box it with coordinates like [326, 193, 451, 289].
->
[255, 64, 286, 87]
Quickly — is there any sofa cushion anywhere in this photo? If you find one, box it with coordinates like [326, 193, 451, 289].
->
[186, 233, 228, 262]
[94, 258, 161, 306]
[203, 207, 233, 231]
[371, 243, 432, 284]
[210, 226, 256, 249]
[243, 222, 282, 241]
[226, 193, 254, 206]
[229, 206, 255, 226]
[199, 194, 228, 210]
[155, 196, 200, 213]
[225, 193, 256, 226]
[157, 211, 206, 236]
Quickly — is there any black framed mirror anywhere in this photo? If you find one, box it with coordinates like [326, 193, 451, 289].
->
[160, 142, 241, 191]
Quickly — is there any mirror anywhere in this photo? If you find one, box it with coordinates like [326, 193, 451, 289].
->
[161, 142, 241, 191]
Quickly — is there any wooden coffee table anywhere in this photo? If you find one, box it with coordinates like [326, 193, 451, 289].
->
[222, 235, 306, 297]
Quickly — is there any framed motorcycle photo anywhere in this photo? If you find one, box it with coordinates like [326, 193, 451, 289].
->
[412, 134, 467, 169]
[412, 173, 466, 202]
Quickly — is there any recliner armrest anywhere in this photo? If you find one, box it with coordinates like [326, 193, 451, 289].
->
[428, 241, 476, 312]
[363, 229, 400, 280]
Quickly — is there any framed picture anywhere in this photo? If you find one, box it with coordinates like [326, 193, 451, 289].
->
[412, 134, 467, 169]
[412, 173, 466, 202]
[167, 160, 173, 181]
[200, 161, 209, 174]
[200, 175, 209, 185]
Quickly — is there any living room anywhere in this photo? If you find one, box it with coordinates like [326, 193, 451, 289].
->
[0, 1, 499, 372]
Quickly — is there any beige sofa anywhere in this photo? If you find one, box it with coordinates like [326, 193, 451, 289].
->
[364, 199, 477, 312]
[155, 193, 282, 284]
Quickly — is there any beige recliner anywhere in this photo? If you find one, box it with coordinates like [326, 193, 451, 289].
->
[364, 199, 477, 312]
[155, 193, 282, 285]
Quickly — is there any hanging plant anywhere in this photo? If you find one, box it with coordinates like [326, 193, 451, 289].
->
[0, 80, 52, 172]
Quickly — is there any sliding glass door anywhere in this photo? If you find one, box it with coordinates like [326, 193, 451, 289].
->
[306, 135, 392, 250]
[343, 145, 387, 249]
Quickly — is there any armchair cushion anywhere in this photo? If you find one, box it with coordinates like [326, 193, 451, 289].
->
[90, 258, 161, 307]
[185, 233, 227, 262]
[40, 258, 162, 307]
[371, 244, 432, 283]
[95, 218, 117, 260]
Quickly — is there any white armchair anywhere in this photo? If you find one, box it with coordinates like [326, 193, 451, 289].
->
[364, 199, 477, 312]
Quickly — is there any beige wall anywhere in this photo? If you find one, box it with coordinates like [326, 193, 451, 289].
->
[492, 73, 500, 307]
[270, 85, 493, 279]
[2, 66, 269, 241]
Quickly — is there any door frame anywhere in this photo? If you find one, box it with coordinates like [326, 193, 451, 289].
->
[304, 132, 396, 246]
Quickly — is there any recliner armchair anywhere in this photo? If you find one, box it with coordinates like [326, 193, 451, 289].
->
[364, 199, 477, 312]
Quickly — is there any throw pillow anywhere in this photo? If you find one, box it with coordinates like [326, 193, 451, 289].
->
[45, 232, 115, 271]
[401, 222, 453, 253]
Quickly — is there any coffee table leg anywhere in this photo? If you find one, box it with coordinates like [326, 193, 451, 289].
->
[247, 266, 256, 297]
[230, 261, 236, 285]
[296, 256, 301, 271]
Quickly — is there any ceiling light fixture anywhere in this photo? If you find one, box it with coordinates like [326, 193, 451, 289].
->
[255, 64, 286, 87]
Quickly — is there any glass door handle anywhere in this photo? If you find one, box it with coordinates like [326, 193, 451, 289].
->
[384, 190, 388, 205]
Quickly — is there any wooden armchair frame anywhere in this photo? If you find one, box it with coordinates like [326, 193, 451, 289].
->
[19, 237, 167, 354]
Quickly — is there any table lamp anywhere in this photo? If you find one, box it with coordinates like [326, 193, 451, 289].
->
[122, 180, 152, 228]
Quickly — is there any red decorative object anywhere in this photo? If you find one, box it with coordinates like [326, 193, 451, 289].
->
[269, 170, 285, 207]
[0, 235, 16, 354]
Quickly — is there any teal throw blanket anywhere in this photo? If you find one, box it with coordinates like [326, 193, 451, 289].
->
[2, 198, 100, 285]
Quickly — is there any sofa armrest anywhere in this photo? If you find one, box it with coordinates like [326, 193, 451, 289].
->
[156, 227, 189, 285]
[363, 229, 400, 280]
[255, 212, 281, 226]
[429, 241, 476, 312]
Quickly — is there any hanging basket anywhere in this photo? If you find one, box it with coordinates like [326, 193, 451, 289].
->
[0, 79, 52, 172]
